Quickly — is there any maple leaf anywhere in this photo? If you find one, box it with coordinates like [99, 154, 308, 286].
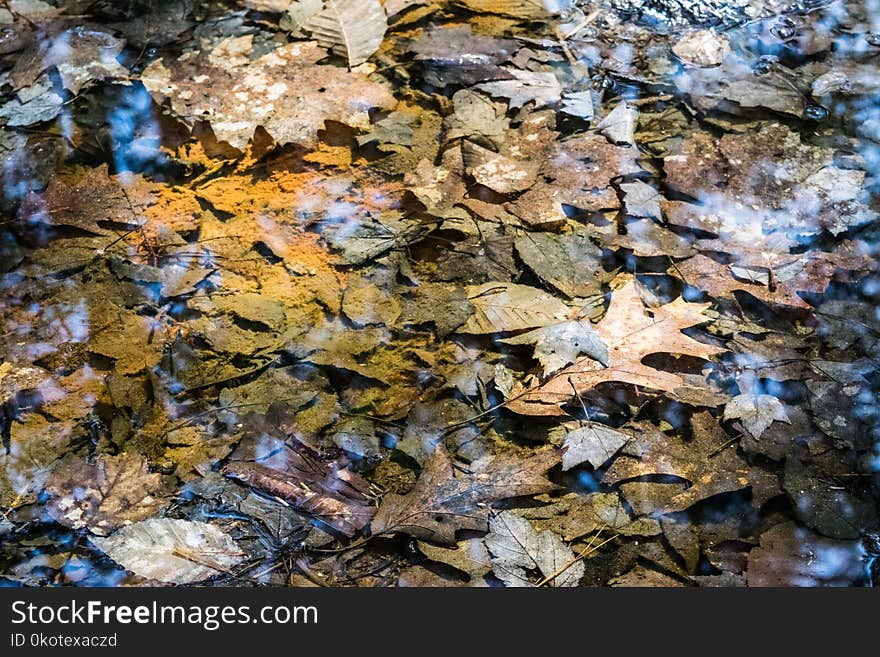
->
[141, 37, 394, 150]
[370, 447, 561, 545]
[46, 452, 170, 535]
[506, 276, 726, 416]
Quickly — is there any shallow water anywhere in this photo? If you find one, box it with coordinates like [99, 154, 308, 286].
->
[0, 0, 878, 587]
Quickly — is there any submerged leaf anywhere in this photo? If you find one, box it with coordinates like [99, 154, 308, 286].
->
[486, 511, 583, 587]
[93, 519, 245, 584]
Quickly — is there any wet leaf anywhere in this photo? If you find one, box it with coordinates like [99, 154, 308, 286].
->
[92, 519, 245, 584]
[723, 393, 790, 438]
[301, 0, 387, 67]
[222, 438, 375, 536]
[514, 228, 608, 298]
[371, 446, 561, 545]
[486, 511, 584, 587]
[747, 522, 863, 586]
[603, 412, 775, 515]
[142, 38, 394, 150]
[459, 282, 570, 334]
[502, 320, 608, 376]
[508, 276, 725, 416]
[561, 424, 629, 470]
[476, 69, 563, 109]
[46, 453, 170, 535]
[597, 100, 638, 145]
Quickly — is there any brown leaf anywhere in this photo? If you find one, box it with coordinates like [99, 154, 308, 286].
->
[142, 37, 394, 150]
[507, 276, 725, 416]
[603, 412, 778, 514]
[747, 522, 863, 586]
[46, 453, 170, 535]
[222, 438, 375, 536]
[669, 251, 870, 309]
[16, 164, 140, 235]
[371, 446, 561, 545]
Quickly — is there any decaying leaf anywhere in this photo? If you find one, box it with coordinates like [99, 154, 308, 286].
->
[514, 228, 609, 299]
[476, 69, 563, 109]
[46, 453, 170, 535]
[92, 519, 245, 584]
[603, 413, 777, 515]
[561, 424, 629, 470]
[456, 0, 553, 19]
[459, 282, 570, 334]
[502, 320, 608, 376]
[142, 38, 394, 149]
[486, 511, 584, 587]
[507, 276, 725, 416]
[747, 522, 863, 586]
[301, 0, 387, 67]
[371, 446, 561, 545]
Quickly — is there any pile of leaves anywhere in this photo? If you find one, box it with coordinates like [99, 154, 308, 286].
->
[1, 0, 879, 587]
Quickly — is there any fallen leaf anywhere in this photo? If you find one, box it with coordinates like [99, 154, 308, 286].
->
[603, 413, 775, 515]
[459, 282, 570, 334]
[561, 424, 629, 470]
[462, 140, 539, 193]
[597, 100, 638, 145]
[486, 511, 584, 587]
[723, 393, 790, 438]
[507, 276, 725, 416]
[302, 0, 387, 67]
[46, 452, 170, 535]
[502, 320, 608, 376]
[747, 522, 863, 586]
[514, 228, 609, 298]
[456, 0, 552, 18]
[222, 438, 375, 537]
[92, 519, 245, 584]
[371, 446, 560, 545]
[142, 38, 394, 150]
[477, 69, 563, 109]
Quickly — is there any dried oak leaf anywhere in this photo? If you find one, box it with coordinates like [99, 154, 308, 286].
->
[46, 452, 170, 535]
[669, 250, 871, 309]
[371, 446, 561, 545]
[506, 276, 725, 416]
[141, 37, 394, 150]
[603, 413, 778, 515]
